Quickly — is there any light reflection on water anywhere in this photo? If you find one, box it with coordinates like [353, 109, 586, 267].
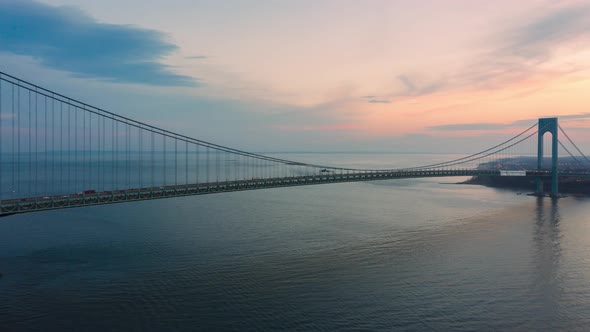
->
[1, 154, 590, 331]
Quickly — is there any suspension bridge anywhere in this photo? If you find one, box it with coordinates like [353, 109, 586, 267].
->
[0, 71, 589, 216]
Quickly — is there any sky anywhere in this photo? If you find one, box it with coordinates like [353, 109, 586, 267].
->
[1, 0, 590, 153]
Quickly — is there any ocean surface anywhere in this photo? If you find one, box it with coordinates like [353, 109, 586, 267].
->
[1, 153, 590, 331]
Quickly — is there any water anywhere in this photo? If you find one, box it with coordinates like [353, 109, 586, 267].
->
[1, 154, 590, 331]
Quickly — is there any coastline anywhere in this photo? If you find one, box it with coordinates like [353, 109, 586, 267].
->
[460, 175, 590, 197]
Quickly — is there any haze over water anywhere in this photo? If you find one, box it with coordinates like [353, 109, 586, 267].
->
[1, 153, 590, 331]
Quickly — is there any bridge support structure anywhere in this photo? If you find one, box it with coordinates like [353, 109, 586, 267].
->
[536, 117, 559, 196]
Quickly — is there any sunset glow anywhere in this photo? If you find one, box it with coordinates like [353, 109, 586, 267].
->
[2, 0, 590, 151]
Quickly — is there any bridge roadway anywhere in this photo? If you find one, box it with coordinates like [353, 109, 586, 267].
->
[0, 168, 584, 216]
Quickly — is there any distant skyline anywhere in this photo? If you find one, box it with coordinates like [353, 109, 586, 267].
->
[1, 0, 590, 152]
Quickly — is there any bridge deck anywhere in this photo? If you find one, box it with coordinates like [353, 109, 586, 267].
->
[0, 169, 558, 216]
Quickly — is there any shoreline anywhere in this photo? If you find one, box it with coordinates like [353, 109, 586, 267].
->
[459, 176, 590, 197]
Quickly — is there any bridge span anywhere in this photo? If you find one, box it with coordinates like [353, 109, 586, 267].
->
[0, 70, 589, 216]
[2, 169, 587, 216]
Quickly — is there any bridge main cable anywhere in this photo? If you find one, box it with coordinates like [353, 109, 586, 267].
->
[558, 124, 590, 166]
[0, 70, 374, 173]
[0, 70, 554, 181]
[398, 122, 538, 171]
[558, 139, 586, 168]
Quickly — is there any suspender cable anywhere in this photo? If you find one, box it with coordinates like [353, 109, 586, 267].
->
[103, 116, 106, 191]
[90, 108, 93, 190]
[101, 114, 105, 192]
[51, 98, 55, 195]
[113, 119, 117, 190]
[17, 84, 20, 195]
[35, 91, 38, 196]
[235, 154, 239, 181]
[11, 84, 15, 196]
[28, 90, 32, 195]
[69, 104, 72, 192]
[162, 135, 166, 187]
[127, 121, 130, 189]
[0, 75, 3, 201]
[206, 146, 210, 185]
[151, 131, 155, 188]
[75, 105, 79, 192]
[196, 144, 199, 185]
[44, 96, 48, 195]
[216, 148, 220, 183]
[139, 126, 142, 189]
[174, 139, 178, 186]
[97, 110, 101, 191]
[84, 107, 88, 190]
[225, 151, 229, 182]
[185, 140, 188, 187]
[60, 102, 63, 193]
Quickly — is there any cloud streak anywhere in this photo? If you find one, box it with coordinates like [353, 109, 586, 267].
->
[391, 5, 590, 100]
[0, 0, 197, 86]
[461, 4, 590, 89]
[397, 75, 445, 97]
[506, 5, 590, 61]
[186, 55, 208, 59]
[272, 124, 360, 132]
[361, 95, 391, 104]
[428, 113, 590, 131]
[367, 99, 391, 104]
[428, 123, 511, 131]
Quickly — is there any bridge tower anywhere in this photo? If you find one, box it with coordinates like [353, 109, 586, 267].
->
[537, 117, 558, 196]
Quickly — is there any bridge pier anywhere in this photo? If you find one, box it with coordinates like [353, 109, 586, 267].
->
[536, 117, 559, 197]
